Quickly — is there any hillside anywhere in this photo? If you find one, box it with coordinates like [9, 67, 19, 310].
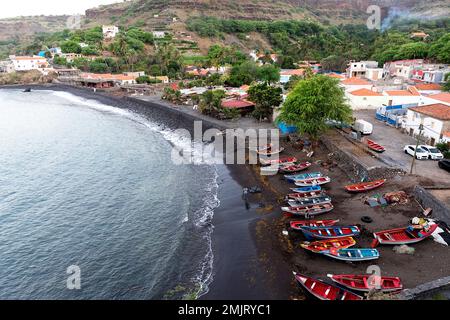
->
[1, 0, 449, 42]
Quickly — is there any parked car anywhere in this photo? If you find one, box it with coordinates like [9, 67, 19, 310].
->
[352, 119, 373, 135]
[403, 145, 428, 160]
[419, 145, 444, 160]
[438, 159, 450, 172]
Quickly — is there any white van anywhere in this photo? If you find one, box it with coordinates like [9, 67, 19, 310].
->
[352, 119, 373, 135]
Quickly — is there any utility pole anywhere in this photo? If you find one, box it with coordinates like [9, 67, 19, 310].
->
[410, 123, 424, 174]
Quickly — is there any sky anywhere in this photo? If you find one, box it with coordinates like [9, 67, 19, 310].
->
[0, 0, 122, 19]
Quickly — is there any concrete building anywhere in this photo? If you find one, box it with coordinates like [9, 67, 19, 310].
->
[9, 55, 48, 72]
[340, 77, 373, 92]
[404, 103, 450, 145]
[345, 88, 388, 110]
[0, 60, 14, 73]
[346, 61, 379, 78]
[102, 25, 119, 39]
[383, 86, 421, 106]
[152, 31, 166, 39]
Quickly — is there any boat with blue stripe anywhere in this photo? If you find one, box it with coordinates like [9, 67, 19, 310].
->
[299, 225, 360, 240]
[322, 248, 380, 262]
[285, 172, 322, 182]
[291, 186, 322, 193]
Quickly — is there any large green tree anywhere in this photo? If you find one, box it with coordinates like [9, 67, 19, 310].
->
[248, 83, 282, 121]
[257, 64, 280, 84]
[277, 75, 352, 140]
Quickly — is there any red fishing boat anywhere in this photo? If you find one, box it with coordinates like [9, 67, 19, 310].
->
[367, 139, 386, 153]
[290, 219, 339, 229]
[279, 162, 311, 173]
[294, 273, 363, 300]
[327, 274, 403, 293]
[281, 203, 334, 217]
[300, 237, 356, 252]
[345, 179, 386, 193]
[372, 224, 438, 247]
[287, 191, 324, 200]
[259, 156, 297, 166]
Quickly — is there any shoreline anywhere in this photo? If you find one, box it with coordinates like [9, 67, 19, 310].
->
[0, 84, 290, 299]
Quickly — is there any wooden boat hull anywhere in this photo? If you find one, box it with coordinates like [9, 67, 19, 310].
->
[367, 139, 386, 153]
[286, 191, 325, 200]
[328, 274, 403, 292]
[294, 177, 331, 187]
[281, 203, 334, 217]
[287, 196, 332, 208]
[322, 248, 380, 262]
[291, 186, 322, 193]
[285, 172, 322, 182]
[299, 225, 360, 240]
[260, 156, 296, 166]
[372, 224, 438, 247]
[290, 219, 339, 229]
[345, 179, 386, 193]
[256, 147, 285, 156]
[300, 237, 356, 253]
[294, 273, 363, 300]
[279, 162, 311, 174]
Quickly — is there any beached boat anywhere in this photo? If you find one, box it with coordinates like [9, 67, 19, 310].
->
[279, 162, 311, 174]
[281, 203, 334, 217]
[285, 172, 322, 182]
[290, 219, 339, 230]
[372, 224, 438, 247]
[367, 139, 386, 153]
[286, 191, 324, 200]
[294, 176, 331, 187]
[287, 195, 332, 208]
[299, 225, 360, 240]
[327, 274, 403, 293]
[322, 248, 380, 262]
[300, 237, 356, 253]
[344, 179, 386, 193]
[294, 273, 363, 300]
[291, 186, 322, 193]
[256, 147, 285, 156]
[260, 156, 297, 166]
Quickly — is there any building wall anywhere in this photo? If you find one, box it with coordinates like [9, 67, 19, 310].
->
[405, 110, 446, 145]
[341, 84, 373, 92]
[385, 95, 421, 106]
[345, 93, 388, 110]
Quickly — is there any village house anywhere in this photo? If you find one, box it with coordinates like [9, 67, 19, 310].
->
[418, 92, 450, 107]
[75, 73, 137, 88]
[346, 61, 380, 79]
[152, 31, 166, 39]
[60, 53, 83, 63]
[279, 69, 304, 84]
[383, 59, 424, 79]
[154, 76, 169, 84]
[102, 25, 119, 39]
[123, 71, 146, 78]
[340, 77, 373, 92]
[410, 32, 429, 40]
[9, 55, 49, 72]
[345, 88, 388, 110]
[49, 47, 62, 56]
[0, 60, 14, 73]
[404, 103, 450, 146]
[383, 86, 421, 106]
[414, 83, 443, 95]
[221, 99, 255, 115]
[250, 50, 278, 64]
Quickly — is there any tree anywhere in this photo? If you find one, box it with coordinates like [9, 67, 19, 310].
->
[226, 61, 259, 87]
[248, 83, 282, 121]
[277, 75, 352, 141]
[199, 90, 226, 116]
[444, 73, 450, 92]
[257, 64, 280, 84]
[61, 40, 82, 54]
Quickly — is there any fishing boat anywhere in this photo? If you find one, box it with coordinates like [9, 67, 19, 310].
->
[344, 179, 386, 193]
[285, 172, 322, 182]
[294, 273, 363, 300]
[300, 237, 356, 253]
[327, 274, 403, 293]
[294, 176, 331, 187]
[286, 191, 324, 200]
[372, 224, 438, 247]
[279, 162, 311, 174]
[260, 156, 297, 166]
[281, 203, 334, 217]
[287, 196, 332, 208]
[322, 248, 380, 262]
[256, 147, 285, 156]
[291, 186, 322, 193]
[290, 219, 339, 230]
[367, 139, 386, 153]
[299, 225, 360, 240]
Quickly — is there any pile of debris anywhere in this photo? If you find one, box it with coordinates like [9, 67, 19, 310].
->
[365, 191, 409, 208]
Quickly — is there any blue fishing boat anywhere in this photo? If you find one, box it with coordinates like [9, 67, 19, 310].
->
[285, 172, 322, 182]
[322, 248, 379, 262]
[299, 225, 360, 240]
[291, 186, 322, 193]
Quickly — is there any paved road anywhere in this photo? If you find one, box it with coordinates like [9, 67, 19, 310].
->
[354, 110, 450, 184]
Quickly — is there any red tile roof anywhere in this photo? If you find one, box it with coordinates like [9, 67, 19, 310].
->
[385, 87, 420, 96]
[428, 93, 450, 104]
[409, 103, 450, 120]
[414, 83, 442, 91]
[349, 88, 383, 96]
[341, 77, 371, 85]
[280, 69, 304, 76]
[221, 99, 255, 109]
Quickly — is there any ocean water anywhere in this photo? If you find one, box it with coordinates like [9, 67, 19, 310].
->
[0, 89, 219, 299]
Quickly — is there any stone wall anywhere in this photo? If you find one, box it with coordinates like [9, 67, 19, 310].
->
[414, 186, 450, 223]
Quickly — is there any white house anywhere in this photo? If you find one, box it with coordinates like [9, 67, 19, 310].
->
[404, 103, 450, 145]
[423, 69, 449, 84]
[414, 83, 443, 96]
[340, 77, 373, 92]
[60, 53, 82, 63]
[152, 31, 166, 38]
[102, 25, 119, 39]
[345, 88, 388, 110]
[365, 67, 384, 81]
[0, 60, 14, 73]
[383, 86, 421, 106]
[9, 55, 48, 71]
[346, 61, 379, 78]
[383, 59, 424, 79]
[418, 92, 450, 107]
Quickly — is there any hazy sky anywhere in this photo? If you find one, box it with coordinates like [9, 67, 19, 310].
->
[0, 0, 122, 19]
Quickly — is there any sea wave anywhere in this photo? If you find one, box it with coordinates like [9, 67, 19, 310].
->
[52, 90, 220, 299]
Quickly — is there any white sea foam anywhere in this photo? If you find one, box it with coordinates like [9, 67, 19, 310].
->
[52, 90, 220, 299]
